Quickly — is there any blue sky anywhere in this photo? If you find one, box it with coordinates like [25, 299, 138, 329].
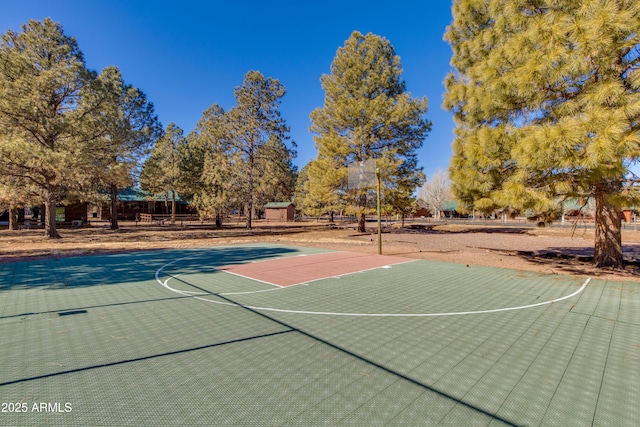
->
[2, 1, 455, 180]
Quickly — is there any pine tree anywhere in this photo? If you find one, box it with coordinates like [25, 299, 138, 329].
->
[309, 31, 431, 232]
[225, 71, 294, 228]
[188, 104, 234, 227]
[92, 66, 162, 230]
[0, 148, 33, 230]
[188, 79, 295, 228]
[140, 123, 185, 222]
[254, 136, 297, 208]
[293, 163, 312, 217]
[0, 19, 99, 238]
[294, 162, 342, 220]
[444, 0, 640, 268]
[385, 154, 424, 225]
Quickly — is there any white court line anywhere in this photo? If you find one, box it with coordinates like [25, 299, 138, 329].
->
[217, 269, 285, 288]
[165, 251, 341, 291]
[155, 256, 591, 317]
[216, 257, 416, 293]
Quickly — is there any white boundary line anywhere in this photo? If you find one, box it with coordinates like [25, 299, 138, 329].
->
[217, 269, 285, 288]
[170, 251, 369, 290]
[155, 255, 591, 317]
[219, 258, 418, 292]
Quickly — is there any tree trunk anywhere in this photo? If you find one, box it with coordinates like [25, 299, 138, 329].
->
[329, 210, 334, 223]
[358, 212, 366, 233]
[171, 190, 176, 223]
[246, 201, 253, 229]
[110, 184, 119, 230]
[593, 182, 623, 268]
[8, 201, 18, 231]
[246, 161, 254, 229]
[44, 194, 61, 238]
[215, 212, 222, 228]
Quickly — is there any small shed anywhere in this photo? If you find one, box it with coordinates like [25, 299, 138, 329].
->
[415, 207, 430, 217]
[622, 209, 636, 222]
[264, 202, 295, 221]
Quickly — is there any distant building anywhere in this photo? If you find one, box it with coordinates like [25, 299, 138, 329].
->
[93, 188, 192, 221]
[415, 207, 429, 217]
[415, 201, 461, 218]
[2, 203, 87, 227]
[264, 202, 295, 221]
[58, 202, 89, 224]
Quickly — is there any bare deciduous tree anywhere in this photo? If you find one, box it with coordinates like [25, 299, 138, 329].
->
[418, 169, 451, 221]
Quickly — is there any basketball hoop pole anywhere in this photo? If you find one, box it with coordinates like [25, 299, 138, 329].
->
[376, 167, 382, 255]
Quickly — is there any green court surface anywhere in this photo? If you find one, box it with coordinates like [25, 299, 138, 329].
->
[0, 243, 638, 426]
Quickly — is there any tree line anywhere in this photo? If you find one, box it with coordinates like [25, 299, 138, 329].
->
[0, 20, 431, 237]
[140, 72, 296, 229]
[0, 19, 162, 237]
[4, 1, 637, 270]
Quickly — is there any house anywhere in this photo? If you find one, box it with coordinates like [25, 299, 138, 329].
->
[415, 207, 430, 217]
[415, 201, 462, 219]
[93, 188, 193, 221]
[2, 203, 88, 227]
[56, 202, 89, 223]
[264, 202, 295, 221]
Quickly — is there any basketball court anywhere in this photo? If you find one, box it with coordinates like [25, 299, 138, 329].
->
[0, 243, 637, 426]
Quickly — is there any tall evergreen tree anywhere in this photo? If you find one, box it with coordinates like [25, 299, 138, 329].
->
[254, 136, 297, 207]
[188, 104, 234, 227]
[0, 147, 32, 230]
[140, 123, 185, 222]
[294, 161, 343, 221]
[385, 153, 424, 224]
[444, 0, 640, 268]
[293, 163, 314, 217]
[93, 66, 162, 230]
[305, 156, 348, 222]
[225, 71, 295, 228]
[0, 19, 100, 238]
[309, 31, 431, 232]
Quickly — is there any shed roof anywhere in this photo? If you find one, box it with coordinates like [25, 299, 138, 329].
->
[265, 202, 294, 208]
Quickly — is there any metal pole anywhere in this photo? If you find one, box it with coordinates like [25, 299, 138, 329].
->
[376, 167, 382, 255]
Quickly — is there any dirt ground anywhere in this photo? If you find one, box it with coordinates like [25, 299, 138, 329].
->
[2, 220, 640, 282]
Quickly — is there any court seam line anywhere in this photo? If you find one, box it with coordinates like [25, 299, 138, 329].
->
[155, 257, 591, 317]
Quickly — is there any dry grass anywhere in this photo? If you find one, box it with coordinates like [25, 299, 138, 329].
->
[2, 220, 640, 282]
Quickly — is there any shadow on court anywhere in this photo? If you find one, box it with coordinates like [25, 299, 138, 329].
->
[177, 275, 521, 426]
[0, 329, 296, 388]
[0, 294, 192, 320]
[0, 245, 298, 291]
